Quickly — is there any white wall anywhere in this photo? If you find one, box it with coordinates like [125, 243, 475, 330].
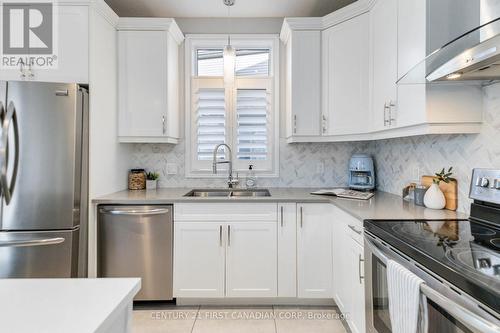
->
[88, 9, 133, 277]
[89, 13, 132, 199]
[176, 18, 283, 34]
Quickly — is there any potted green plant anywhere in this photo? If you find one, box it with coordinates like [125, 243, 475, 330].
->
[146, 172, 160, 190]
[424, 167, 454, 210]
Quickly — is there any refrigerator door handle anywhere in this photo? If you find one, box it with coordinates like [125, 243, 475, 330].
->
[0, 237, 65, 248]
[0, 101, 19, 205]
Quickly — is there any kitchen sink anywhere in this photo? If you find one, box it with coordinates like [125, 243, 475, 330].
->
[230, 190, 271, 197]
[183, 189, 271, 197]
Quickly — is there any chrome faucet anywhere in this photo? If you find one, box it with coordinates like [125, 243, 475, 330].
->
[212, 143, 239, 188]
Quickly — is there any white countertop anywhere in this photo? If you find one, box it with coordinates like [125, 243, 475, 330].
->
[0, 278, 140, 333]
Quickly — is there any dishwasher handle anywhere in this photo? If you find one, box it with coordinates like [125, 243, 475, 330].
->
[99, 208, 170, 216]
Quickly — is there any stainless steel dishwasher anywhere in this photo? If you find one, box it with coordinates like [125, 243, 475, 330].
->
[98, 205, 173, 301]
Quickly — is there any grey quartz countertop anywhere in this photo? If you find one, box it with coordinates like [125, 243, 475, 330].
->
[92, 188, 468, 221]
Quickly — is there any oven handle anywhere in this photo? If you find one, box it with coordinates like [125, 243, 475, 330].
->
[364, 234, 500, 333]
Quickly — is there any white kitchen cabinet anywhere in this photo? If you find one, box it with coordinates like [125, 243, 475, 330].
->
[281, 21, 322, 139]
[117, 18, 183, 144]
[226, 222, 277, 297]
[348, 239, 365, 333]
[322, 13, 370, 136]
[173, 203, 278, 299]
[277, 203, 297, 298]
[297, 203, 334, 298]
[173, 222, 225, 298]
[370, 0, 398, 132]
[0, 5, 89, 83]
[332, 207, 365, 333]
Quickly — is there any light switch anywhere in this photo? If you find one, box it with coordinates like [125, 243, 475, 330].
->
[166, 163, 178, 175]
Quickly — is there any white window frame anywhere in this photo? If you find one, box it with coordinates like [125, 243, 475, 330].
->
[185, 34, 280, 178]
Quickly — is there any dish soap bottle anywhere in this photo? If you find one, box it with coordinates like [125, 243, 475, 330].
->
[245, 165, 257, 188]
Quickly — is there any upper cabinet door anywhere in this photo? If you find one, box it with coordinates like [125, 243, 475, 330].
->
[322, 13, 370, 136]
[225, 222, 277, 298]
[370, 0, 398, 131]
[118, 30, 169, 140]
[284, 31, 322, 138]
[117, 19, 183, 144]
[296, 203, 334, 298]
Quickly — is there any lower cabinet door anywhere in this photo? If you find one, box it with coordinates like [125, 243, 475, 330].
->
[277, 203, 297, 297]
[173, 222, 225, 298]
[226, 222, 277, 297]
[348, 239, 366, 333]
[333, 220, 351, 313]
[297, 204, 334, 298]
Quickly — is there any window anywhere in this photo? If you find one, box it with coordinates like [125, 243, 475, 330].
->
[186, 35, 279, 177]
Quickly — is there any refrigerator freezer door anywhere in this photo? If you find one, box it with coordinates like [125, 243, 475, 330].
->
[1, 82, 83, 231]
[0, 228, 79, 278]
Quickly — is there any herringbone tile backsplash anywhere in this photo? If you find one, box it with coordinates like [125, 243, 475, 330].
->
[132, 83, 500, 214]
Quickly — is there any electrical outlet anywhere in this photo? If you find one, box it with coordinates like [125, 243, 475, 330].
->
[166, 163, 178, 175]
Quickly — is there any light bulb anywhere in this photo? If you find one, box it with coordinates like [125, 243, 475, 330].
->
[224, 44, 236, 88]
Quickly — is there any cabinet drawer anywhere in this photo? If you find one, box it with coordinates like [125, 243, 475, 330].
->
[174, 203, 278, 222]
[335, 207, 363, 245]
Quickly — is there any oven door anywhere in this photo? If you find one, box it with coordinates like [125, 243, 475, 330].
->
[364, 232, 500, 333]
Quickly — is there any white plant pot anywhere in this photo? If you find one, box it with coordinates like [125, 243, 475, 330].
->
[146, 180, 158, 190]
[423, 183, 446, 210]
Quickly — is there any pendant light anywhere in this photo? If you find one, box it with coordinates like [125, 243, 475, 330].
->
[223, 0, 236, 88]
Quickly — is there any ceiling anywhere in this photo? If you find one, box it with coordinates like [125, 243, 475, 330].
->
[104, 0, 356, 18]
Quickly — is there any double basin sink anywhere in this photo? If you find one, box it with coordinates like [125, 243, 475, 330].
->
[184, 189, 271, 198]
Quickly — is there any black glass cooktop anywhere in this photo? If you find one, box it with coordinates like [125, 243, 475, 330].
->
[364, 217, 500, 313]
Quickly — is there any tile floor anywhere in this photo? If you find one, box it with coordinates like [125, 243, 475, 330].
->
[132, 304, 348, 333]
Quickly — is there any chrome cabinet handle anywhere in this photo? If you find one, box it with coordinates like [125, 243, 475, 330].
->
[293, 115, 297, 134]
[0, 237, 65, 248]
[389, 100, 397, 124]
[227, 225, 231, 246]
[280, 206, 284, 227]
[99, 208, 170, 216]
[162, 115, 166, 134]
[358, 254, 364, 284]
[27, 60, 34, 78]
[299, 206, 303, 228]
[383, 102, 391, 126]
[348, 225, 362, 235]
[0, 102, 20, 205]
[322, 115, 327, 134]
[219, 225, 223, 247]
[19, 60, 26, 78]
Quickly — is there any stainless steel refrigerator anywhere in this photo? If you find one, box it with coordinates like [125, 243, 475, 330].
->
[0, 81, 89, 278]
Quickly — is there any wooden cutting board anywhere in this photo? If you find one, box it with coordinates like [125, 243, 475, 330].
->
[421, 175, 458, 211]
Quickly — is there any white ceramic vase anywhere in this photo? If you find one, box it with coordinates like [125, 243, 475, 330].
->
[423, 183, 446, 210]
[146, 180, 157, 190]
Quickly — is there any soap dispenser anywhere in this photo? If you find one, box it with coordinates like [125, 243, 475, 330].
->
[245, 165, 257, 188]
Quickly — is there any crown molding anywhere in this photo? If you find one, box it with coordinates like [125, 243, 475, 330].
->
[91, 0, 119, 27]
[281, 0, 378, 41]
[321, 0, 374, 29]
[117, 18, 185, 44]
[280, 17, 322, 43]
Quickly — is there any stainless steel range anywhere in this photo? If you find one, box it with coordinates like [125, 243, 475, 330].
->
[364, 168, 500, 333]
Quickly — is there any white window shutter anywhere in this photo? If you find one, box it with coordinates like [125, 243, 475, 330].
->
[196, 88, 226, 161]
[236, 89, 269, 161]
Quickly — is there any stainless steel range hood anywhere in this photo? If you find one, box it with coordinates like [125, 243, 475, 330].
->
[398, 1, 500, 85]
